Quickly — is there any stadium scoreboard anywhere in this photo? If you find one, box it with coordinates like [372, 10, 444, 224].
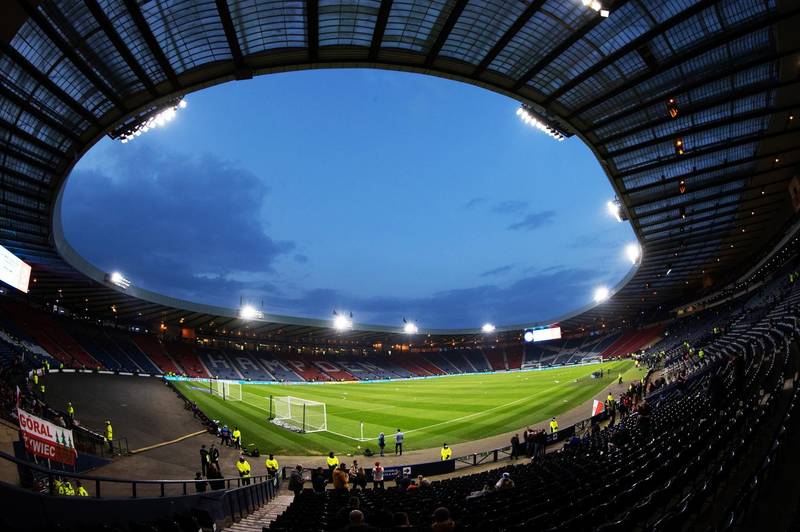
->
[0, 244, 31, 293]
[523, 324, 561, 343]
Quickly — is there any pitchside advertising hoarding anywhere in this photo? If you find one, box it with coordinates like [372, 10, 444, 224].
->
[17, 408, 77, 465]
[0, 243, 32, 293]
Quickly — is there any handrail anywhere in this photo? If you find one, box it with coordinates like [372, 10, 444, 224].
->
[0, 449, 278, 499]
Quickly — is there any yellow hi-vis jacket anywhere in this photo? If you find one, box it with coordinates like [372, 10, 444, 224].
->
[77, 486, 89, 496]
[232, 429, 241, 441]
[105, 424, 113, 441]
[265, 458, 279, 472]
[549, 420, 558, 432]
[63, 481, 75, 496]
[326, 456, 340, 468]
[67, 404, 74, 416]
[236, 460, 251, 477]
[440, 447, 452, 460]
[607, 394, 614, 403]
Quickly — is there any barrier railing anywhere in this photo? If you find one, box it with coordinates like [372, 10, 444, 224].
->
[0, 449, 278, 500]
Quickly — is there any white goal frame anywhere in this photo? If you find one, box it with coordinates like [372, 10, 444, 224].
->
[210, 380, 242, 401]
[270, 395, 327, 433]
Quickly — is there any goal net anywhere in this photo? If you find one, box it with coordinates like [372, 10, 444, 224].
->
[210, 380, 242, 401]
[270, 396, 327, 433]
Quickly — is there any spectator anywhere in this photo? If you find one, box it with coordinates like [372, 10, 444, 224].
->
[431, 507, 456, 532]
[495, 472, 514, 490]
[392, 512, 411, 529]
[75, 480, 89, 497]
[335, 496, 361, 528]
[312, 466, 327, 493]
[510, 433, 520, 460]
[288, 465, 304, 496]
[194, 472, 207, 492]
[354, 461, 367, 490]
[200, 445, 209, 476]
[209, 443, 220, 467]
[395, 429, 404, 456]
[333, 463, 350, 491]
[372, 462, 384, 489]
[377, 432, 386, 456]
[344, 509, 375, 531]
[395, 472, 410, 491]
[207, 463, 225, 490]
[417, 474, 430, 488]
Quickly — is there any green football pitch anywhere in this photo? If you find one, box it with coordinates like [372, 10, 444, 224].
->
[173, 360, 638, 456]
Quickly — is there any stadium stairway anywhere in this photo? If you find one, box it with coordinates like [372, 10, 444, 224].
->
[225, 493, 294, 531]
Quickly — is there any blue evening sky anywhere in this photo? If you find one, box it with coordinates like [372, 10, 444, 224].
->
[62, 69, 635, 329]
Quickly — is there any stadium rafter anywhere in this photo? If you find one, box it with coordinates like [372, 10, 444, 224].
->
[0, 0, 798, 345]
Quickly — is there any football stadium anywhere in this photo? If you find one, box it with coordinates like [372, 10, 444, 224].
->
[1, 1, 800, 531]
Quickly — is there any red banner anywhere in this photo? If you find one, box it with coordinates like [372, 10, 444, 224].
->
[17, 408, 77, 466]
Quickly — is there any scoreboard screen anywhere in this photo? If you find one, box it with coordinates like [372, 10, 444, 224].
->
[0, 244, 31, 293]
[523, 325, 561, 343]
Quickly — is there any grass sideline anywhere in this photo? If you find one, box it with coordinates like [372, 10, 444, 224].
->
[174, 360, 637, 456]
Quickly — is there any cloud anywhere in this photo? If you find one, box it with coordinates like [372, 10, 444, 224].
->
[62, 143, 294, 304]
[480, 265, 513, 278]
[294, 254, 309, 264]
[506, 210, 556, 231]
[258, 265, 614, 328]
[463, 197, 486, 209]
[491, 200, 528, 214]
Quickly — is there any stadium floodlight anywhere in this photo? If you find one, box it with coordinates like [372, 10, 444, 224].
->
[333, 311, 353, 331]
[594, 286, 610, 303]
[107, 271, 131, 290]
[625, 243, 641, 265]
[607, 200, 623, 222]
[516, 104, 570, 141]
[403, 321, 419, 334]
[581, 0, 610, 17]
[523, 330, 535, 343]
[481, 323, 496, 334]
[239, 305, 262, 320]
[110, 97, 187, 143]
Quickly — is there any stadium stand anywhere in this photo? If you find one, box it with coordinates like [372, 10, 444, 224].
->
[131, 335, 181, 374]
[483, 348, 507, 371]
[165, 340, 209, 378]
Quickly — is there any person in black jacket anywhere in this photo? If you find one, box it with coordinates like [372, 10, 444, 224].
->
[311, 467, 327, 493]
[206, 463, 225, 490]
[200, 445, 209, 476]
[194, 472, 207, 493]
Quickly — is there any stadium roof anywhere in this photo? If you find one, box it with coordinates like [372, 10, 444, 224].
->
[1, 0, 799, 344]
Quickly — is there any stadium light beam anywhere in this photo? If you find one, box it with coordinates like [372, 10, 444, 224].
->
[403, 321, 419, 334]
[107, 271, 131, 290]
[625, 243, 641, 265]
[481, 323, 496, 334]
[594, 286, 610, 303]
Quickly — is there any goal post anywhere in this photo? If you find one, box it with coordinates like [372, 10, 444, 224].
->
[270, 395, 327, 433]
[210, 380, 242, 401]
